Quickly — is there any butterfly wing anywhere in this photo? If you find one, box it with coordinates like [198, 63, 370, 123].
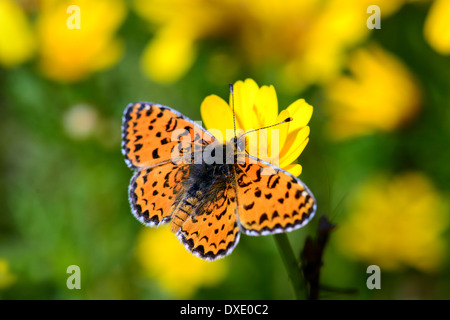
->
[129, 162, 190, 226]
[123, 102, 216, 226]
[234, 155, 316, 235]
[175, 182, 241, 260]
[122, 102, 215, 169]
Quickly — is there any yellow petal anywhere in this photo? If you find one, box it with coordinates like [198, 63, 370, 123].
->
[91, 38, 123, 71]
[283, 164, 303, 177]
[252, 109, 290, 162]
[279, 128, 310, 168]
[324, 44, 421, 139]
[272, 109, 290, 155]
[280, 125, 310, 158]
[200, 95, 233, 142]
[254, 85, 279, 128]
[0, 0, 35, 67]
[285, 99, 313, 132]
[0, 259, 16, 289]
[141, 30, 196, 83]
[424, 0, 450, 55]
[136, 226, 227, 298]
[232, 78, 259, 131]
[37, 0, 125, 82]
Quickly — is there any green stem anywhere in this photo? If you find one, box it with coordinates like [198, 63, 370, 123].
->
[273, 233, 304, 300]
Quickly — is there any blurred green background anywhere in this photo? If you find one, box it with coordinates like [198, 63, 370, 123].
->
[1, 0, 449, 299]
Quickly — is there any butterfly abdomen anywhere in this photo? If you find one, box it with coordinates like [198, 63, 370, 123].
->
[171, 194, 202, 233]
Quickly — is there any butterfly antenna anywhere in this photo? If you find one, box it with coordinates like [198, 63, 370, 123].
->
[239, 117, 293, 139]
[230, 83, 237, 142]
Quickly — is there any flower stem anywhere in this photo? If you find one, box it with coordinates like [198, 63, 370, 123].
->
[273, 233, 304, 300]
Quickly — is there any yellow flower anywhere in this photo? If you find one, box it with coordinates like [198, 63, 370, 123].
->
[133, 0, 229, 83]
[424, 0, 450, 55]
[336, 172, 449, 273]
[136, 226, 228, 298]
[0, 0, 36, 67]
[280, 0, 408, 91]
[201, 78, 313, 176]
[140, 27, 197, 84]
[324, 44, 421, 139]
[36, 0, 126, 82]
[0, 259, 16, 289]
[133, 0, 406, 90]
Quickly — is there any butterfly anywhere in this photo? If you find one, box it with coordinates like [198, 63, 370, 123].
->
[122, 91, 316, 261]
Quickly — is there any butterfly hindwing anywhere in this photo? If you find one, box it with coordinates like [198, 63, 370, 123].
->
[129, 161, 190, 226]
[122, 102, 215, 169]
[175, 183, 240, 260]
[234, 155, 316, 235]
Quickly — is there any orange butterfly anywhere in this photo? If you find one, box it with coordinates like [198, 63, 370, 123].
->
[122, 91, 316, 260]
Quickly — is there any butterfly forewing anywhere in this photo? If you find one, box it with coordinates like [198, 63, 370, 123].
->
[122, 102, 215, 169]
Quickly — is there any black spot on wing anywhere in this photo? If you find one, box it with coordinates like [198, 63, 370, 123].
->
[166, 117, 178, 132]
[152, 148, 160, 159]
[259, 214, 268, 224]
[243, 202, 255, 210]
[267, 174, 280, 189]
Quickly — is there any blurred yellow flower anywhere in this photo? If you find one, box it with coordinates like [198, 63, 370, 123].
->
[36, 0, 126, 82]
[325, 44, 421, 139]
[0, 0, 36, 67]
[336, 172, 449, 273]
[424, 0, 450, 55]
[136, 226, 228, 298]
[280, 0, 408, 91]
[133, 0, 406, 89]
[201, 78, 312, 176]
[140, 27, 197, 84]
[0, 259, 16, 289]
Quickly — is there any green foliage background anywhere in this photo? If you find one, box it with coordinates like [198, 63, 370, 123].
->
[0, 2, 449, 299]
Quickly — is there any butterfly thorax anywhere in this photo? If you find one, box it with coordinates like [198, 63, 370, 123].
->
[186, 143, 237, 199]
